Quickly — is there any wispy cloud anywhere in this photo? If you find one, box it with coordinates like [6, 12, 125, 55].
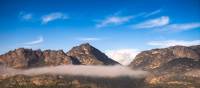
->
[41, 12, 68, 24]
[23, 36, 44, 46]
[144, 9, 162, 17]
[160, 23, 200, 31]
[133, 16, 169, 29]
[19, 12, 33, 20]
[148, 40, 200, 47]
[133, 14, 200, 31]
[105, 49, 140, 65]
[77, 37, 101, 41]
[96, 16, 133, 28]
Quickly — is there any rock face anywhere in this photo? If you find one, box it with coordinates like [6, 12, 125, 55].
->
[129, 45, 200, 87]
[0, 48, 72, 68]
[0, 43, 118, 69]
[66, 43, 119, 65]
[129, 45, 200, 71]
[42, 50, 72, 66]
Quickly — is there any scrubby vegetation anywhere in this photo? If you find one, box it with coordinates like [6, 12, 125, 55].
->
[0, 75, 145, 88]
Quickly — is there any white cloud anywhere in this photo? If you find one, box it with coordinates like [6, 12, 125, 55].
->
[148, 40, 200, 47]
[77, 37, 101, 41]
[23, 36, 44, 45]
[133, 16, 169, 29]
[144, 9, 162, 17]
[96, 16, 133, 28]
[19, 12, 33, 20]
[105, 49, 140, 65]
[160, 23, 200, 31]
[41, 12, 68, 24]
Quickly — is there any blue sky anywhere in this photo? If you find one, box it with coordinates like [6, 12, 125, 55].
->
[0, 0, 200, 65]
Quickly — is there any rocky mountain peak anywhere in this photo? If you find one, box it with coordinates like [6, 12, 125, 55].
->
[67, 43, 93, 55]
[67, 43, 119, 65]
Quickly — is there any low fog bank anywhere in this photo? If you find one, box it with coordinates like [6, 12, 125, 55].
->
[0, 65, 148, 78]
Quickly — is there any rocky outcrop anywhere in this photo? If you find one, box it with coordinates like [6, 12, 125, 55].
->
[66, 43, 119, 65]
[42, 50, 72, 66]
[155, 58, 200, 73]
[129, 45, 200, 71]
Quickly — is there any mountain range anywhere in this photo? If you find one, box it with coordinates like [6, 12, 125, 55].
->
[0, 43, 200, 88]
[0, 43, 119, 69]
